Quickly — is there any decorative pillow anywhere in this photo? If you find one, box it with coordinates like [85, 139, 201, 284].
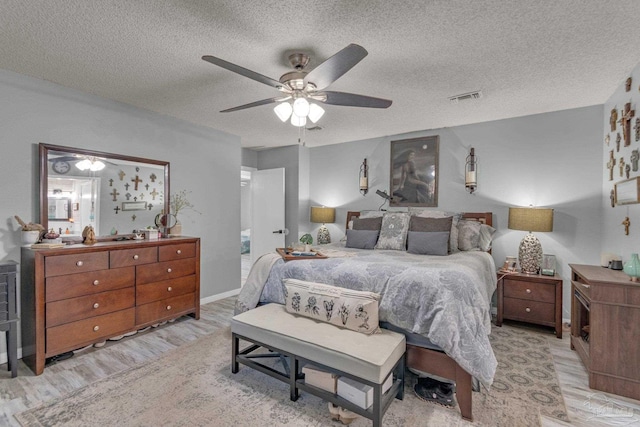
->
[353, 216, 383, 231]
[478, 224, 497, 252]
[409, 209, 462, 253]
[283, 279, 380, 334]
[345, 229, 379, 249]
[457, 219, 482, 251]
[359, 210, 385, 219]
[407, 231, 450, 255]
[375, 212, 411, 250]
[409, 216, 452, 232]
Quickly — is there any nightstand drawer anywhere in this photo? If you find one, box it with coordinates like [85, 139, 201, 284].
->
[504, 278, 555, 303]
[503, 297, 555, 324]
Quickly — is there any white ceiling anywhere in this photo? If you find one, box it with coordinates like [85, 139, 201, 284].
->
[3, 1, 640, 149]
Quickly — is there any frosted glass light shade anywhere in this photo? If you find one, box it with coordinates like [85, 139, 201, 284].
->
[292, 98, 310, 117]
[274, 102, 293, 122]
[75, 159, 91, 171]
[290, 114, 306, 127]
[308, 103, 325, 123]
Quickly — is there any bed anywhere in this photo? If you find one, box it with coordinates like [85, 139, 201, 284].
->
[236, 211, 497, 421]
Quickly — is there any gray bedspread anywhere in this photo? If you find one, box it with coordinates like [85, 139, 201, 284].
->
[238, 244, 497, 387]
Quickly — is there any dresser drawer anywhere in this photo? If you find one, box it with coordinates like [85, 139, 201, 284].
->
[45, 252, 109, 277]
[503, 297, 555, 324]
[46, 308, 135, 355]
[159, 243, 197, 261]
[136, 275, 196, 305]
[110, 246, 157, 268]
[504, 278, 555, 303]
[136, 258, 196, 285]
[46, 287, 135, 327]
[46, 267, 134, 302]
[136, 293, 195, 325]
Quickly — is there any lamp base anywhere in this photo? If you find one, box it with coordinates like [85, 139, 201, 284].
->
[317, 225, 331, 244]
[519, 232, 542, 274]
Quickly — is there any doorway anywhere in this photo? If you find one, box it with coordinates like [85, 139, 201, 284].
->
[240, 167, 254, 285]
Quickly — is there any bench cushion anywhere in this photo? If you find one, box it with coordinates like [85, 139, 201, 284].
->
[232, 303, 405, 384]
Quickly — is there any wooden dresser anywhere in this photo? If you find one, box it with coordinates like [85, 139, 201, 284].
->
[569, 264, 640, 400]
[21, 237, 200, 375]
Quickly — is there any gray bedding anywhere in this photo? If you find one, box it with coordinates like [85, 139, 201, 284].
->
[239, 244, 498, 387]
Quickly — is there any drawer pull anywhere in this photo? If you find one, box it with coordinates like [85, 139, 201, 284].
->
[93, 280, 100, 286]
[76, 261, 84, 267]
[166, 305, 172, 310]
[525, 307, 531, 313]
[176, 249, 182, 255]
[167, 286, 173, 292]
[93, 325, 100, 332]
[167, 268, 172, 273]
[93, 303, 99, 309]
[133, 254, 139, 260]
[526, 289, 532, 293]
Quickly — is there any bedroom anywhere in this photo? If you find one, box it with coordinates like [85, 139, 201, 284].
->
[1, 1, 640, 425]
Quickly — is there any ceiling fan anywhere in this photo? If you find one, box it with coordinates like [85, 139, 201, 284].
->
[202, 44, 392, 126]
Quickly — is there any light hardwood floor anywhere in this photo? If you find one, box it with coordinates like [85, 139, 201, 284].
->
[1, 298, 639, 426]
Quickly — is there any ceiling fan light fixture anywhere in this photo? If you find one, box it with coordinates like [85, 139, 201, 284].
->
[274, 102, 293, 122]
[90, 160, 106, 171]
[292, 98, 310, 117]
[291, 114, 307, 127]
[308, 103, 325, 123]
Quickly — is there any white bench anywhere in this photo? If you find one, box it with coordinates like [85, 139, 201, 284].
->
[231, 303, 406, 427]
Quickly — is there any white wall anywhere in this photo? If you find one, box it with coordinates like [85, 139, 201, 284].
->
[0, 69, 241, 360]
[309, 105, 604, 320]
[602, 63, 640, 261]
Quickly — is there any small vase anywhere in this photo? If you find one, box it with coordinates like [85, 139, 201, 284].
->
[623, 253, 640, 281]
[169, 220, 182, 236]
[304, 244, 311, 252]
[22, 230, 41, 245]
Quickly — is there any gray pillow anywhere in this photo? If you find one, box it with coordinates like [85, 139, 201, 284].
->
[353, 216, 383, 231]
[407, 231, 450, 255]
[345, 229, 379, 249]
[457, 219, 482, 251]
[375, 212, 411, 250]
[409, 216, 452, 232]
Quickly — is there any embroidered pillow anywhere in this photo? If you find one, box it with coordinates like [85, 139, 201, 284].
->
[345, 229, 379, 249]
[352, 216, 383, 231]
[457, 219, 482, 251]
[375, 212, 411, 250]
[407, 231, 450, 255]
[478, 224, 497, 252]
[283, 279, 380, 334]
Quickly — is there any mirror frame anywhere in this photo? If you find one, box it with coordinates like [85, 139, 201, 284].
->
[39, 143, 170, 240]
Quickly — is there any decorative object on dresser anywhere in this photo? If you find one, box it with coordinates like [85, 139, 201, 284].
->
[623, 253, 640, 281]
[359, 158, 368, 195]
[541, 254, 556, 276]
[465, 147, 477, 194]
[569, 264, 640, 401]
[169, 189, 200, 237]
[508, 206, 554, 274]
[390, 136, 438, 207]
[310, 206, 335, 244]
[496, 272, 562, 338]
[20, 237, 200, 375]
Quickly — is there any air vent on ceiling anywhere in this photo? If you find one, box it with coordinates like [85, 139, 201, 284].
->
[448, 90, 483, 104]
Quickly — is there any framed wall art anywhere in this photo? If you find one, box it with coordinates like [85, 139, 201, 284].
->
[122, 201, 148, 211]
[389, 136, 439, 207]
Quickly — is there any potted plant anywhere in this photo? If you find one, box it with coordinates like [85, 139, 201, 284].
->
[169, 190, 200, 236]
[300, 233, 313, 252]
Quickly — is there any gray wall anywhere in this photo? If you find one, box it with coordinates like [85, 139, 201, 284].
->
[0, 69, 241, 359]
[308, 105, 604, 320]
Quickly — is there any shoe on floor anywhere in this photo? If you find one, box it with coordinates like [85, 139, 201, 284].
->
[414, 377, 456, 407]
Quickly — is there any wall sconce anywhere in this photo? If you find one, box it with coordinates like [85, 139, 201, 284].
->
[465, 147, 477, 194]
[359, 158, 368, 195]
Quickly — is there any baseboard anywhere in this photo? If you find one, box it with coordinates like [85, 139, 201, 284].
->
[200, 288, 240, 305]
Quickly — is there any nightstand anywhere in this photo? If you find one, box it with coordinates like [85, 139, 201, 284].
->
[496, 272, 562, 338]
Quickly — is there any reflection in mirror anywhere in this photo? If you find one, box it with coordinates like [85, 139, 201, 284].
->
[40, 143, 169, 240]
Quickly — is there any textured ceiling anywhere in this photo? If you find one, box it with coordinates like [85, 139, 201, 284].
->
[2, 1, 640, 149]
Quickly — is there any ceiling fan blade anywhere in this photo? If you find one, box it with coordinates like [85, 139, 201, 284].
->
[202, 55, 283, 90]
[321, 91, 392, 109]
[304, 44, 368, 90]
[220, 96, 290, 113]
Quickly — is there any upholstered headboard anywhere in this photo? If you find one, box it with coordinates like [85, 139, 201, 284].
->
[345, 211, 493, 230]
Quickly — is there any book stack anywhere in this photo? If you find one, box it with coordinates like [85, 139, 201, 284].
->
[31, 243, 65, 249]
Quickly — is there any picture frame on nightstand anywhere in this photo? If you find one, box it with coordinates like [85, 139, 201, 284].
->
[541, 254, 556, 276]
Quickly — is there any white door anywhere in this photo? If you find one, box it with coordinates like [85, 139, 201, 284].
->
[251, 168, 286, 266]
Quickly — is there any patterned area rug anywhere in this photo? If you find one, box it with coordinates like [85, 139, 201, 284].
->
[15, 323, 567, 427]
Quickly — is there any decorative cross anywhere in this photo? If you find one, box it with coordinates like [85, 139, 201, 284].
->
[110, 189, 120, 201]
[136, 167, 140, 172]
[131, 175, 142, 191]
[610, 190, 615, 208]
[632, 150, 639, 171]
[145, 183, 149, 190]
[634, 118, 640, 141]
[114, 206, 120, 214]
[132, 214, 137, 222]
[133, 196, 138, 201]
[139, 193, 145, 200]
[626, 77, 632, 92]
[623, 216, 631, 235]
[108, 178, 114, 187]
[147, 203, 153, 210]
[124, 182, 130, 190]
[618, 102, 635, 146]
[616, 133, 621, 152]
[118, 170, 126, 181]
[150, 188, 159, 200]
[150, 173, 157, 182]
[605, 134, 610, 146]
[626, 164, 631, 179]
[607, 150, 616, 181]
[610, 108, 618, 131]
[619, 157, 626, 177]
[125, 192, 132, 200]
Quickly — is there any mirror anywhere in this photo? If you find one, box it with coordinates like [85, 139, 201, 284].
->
[40, 143, 169, 241]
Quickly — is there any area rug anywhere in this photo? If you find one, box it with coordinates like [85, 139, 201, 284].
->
[15, 323, 567, 426]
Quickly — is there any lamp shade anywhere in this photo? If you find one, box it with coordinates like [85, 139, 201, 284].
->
[310, 206, 336, 224]
[508, 207, 553, 232]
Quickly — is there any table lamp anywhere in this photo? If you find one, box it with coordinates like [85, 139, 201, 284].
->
[310, 206, 336, 244]
[508, 207, 554, 274]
